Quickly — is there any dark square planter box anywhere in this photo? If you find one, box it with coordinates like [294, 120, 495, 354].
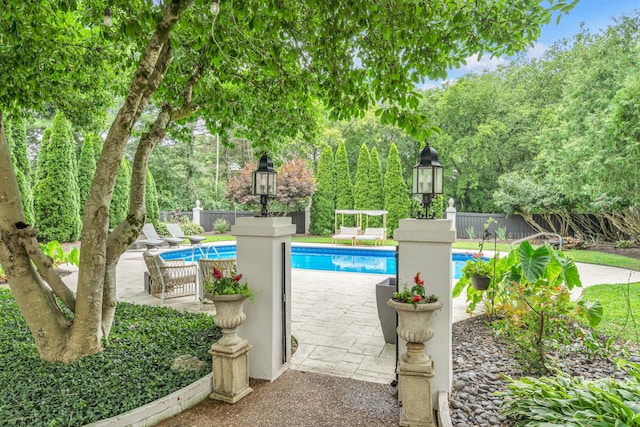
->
[376, 277, 397, 344]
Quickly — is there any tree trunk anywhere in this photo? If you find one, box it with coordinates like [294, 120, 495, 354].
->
[1, 1, 194, 362]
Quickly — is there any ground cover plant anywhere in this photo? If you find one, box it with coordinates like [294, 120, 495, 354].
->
[0, 287, 219, 426]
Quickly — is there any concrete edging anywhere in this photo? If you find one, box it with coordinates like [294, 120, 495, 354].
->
[438, 390, 454, 427]
[85, 373, 213, 427]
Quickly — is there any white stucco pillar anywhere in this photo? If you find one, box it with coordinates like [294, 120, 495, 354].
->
[394, 218, 456, 406]
[231, 216, 296, 381]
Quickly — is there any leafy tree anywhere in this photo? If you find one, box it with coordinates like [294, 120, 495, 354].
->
[145, 168, 160, 228]
[77, 133, 99, 217]
[109, 158, 131, 229]
[32, 113, 81, 242]
[335, 142, 354, 221]
[384, 143, 410, 235]
[226, 157, 315, 214]
[6, 118, 35, 225]
[353, 144, 370, 210]
[0, 0, 576, 362]
[310, 146, 336, 235]
[273, 157, 316, 214]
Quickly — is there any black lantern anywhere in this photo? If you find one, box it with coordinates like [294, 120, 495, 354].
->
[251, 153, 277, 216]
[412, 144, 443, 219]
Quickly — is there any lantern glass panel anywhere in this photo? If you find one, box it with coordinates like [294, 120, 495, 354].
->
[434, 167, 443, 194]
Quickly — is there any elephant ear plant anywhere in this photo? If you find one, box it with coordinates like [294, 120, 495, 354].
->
[494, 241, 604, 373]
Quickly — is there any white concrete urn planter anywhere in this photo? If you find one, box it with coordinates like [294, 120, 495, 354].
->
[212, 294, 248, 348]
[386, 299, 443, 369]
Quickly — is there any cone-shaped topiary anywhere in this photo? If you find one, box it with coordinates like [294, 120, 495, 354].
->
[383, 143, 410, 237]
[353, 144, 370, 210]
[77, 133, 99, 218]
[8, 116, 34, 224]
[335, 142, 354, 225]
[310, 145, 335, 236]
[109, 158, 131, 229]
[367, 147, 385, 227]
[33, 113, 81, 242]
[146, 168, 160, 228]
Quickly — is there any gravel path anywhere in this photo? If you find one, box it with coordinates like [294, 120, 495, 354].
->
[158, 314, 637, 426]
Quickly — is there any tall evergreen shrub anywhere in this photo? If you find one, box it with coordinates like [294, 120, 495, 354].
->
[32, 113, 81, 242]
[367, 147, 385, 227]
[309, 145, 335, 235]
[353, 144, 370, 210]
[110, 158, 131, 229]
[77, 133, 98, 218]
[146, 168, 160, 228]
[383, 143, 410, 236]
[334, 142, 354, 225]
[8, 118, 35, 224]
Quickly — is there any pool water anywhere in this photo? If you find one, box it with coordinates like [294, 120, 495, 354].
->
[161, 244, 472, 279]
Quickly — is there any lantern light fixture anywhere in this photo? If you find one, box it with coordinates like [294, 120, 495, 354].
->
[251, 153, 277, 217]
[412, 144, 444, 219]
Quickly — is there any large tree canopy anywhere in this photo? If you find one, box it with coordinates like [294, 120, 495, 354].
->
[0, 0, 577, 361]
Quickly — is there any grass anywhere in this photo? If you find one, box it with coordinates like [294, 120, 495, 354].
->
[0, 288, 220, 427]
[580, 283, 640, 343]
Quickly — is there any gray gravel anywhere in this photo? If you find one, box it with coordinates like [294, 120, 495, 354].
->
[449, 315, 637, 427]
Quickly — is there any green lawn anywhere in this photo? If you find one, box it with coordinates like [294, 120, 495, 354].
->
[581, 283, 640, 343]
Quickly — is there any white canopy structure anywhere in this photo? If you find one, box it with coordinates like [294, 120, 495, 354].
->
[334, 209, 387, 231]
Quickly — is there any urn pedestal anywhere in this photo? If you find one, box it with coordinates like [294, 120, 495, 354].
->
[387, 299, 443, 427]
[208, 294, 252, 403]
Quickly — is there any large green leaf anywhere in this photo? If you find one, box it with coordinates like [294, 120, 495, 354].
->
[517, 241, 551, 284]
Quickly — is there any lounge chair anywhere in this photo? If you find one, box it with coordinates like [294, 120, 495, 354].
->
[197, 258, 237, 305]
[142, 251, 197, 304]
[141, 223, 184, 248]
[355, 228, 387, 246]
[165, 223, 206, 246]
[331, 226, 359, 245]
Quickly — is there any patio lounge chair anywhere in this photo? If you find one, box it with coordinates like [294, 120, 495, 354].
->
[141, 223, 184, 248]
[165, 223, 206, 246]
[331, 226, 359, 245]
[142, 251, 197, 304]
[355, 227, 387, 246]
[197, 258, 237, 305]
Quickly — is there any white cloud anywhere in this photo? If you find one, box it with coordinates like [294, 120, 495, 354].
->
[461, 53, 506, 73]
[526, 42, 548, 59]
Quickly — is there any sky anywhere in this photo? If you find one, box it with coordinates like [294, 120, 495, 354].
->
[430, 0, 640, 84]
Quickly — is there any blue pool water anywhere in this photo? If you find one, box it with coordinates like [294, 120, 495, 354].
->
[161, 244, 473, 279]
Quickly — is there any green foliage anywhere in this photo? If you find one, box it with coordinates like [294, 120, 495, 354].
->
[353, 144, 370, 210]
[334, 142, 354, 217]
[40, 241, 80, 268]
[366, 147, 384, 227]
[176, 219, 204, 236]
[383, 143, 410, 236]
[499, 359, 640, 427]
[145, 168, 160, 228]
[32, 113, 81, 242]
[0, 288, 218, 426]
[109, 158, 131, 229]
[492, 242, 605, 373]
[213, 218, 229, 234]
[77, 133, 98, 218]
[310, 146, 335, 235]
[465, 226, 476, 240]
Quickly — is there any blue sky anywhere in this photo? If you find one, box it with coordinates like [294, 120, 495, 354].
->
[431, 0, 639, 83]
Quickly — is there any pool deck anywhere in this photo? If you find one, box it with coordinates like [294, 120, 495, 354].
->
[62, 244, 640, 385]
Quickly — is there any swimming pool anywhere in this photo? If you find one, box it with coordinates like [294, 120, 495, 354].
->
[161, 244, 473, 279]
